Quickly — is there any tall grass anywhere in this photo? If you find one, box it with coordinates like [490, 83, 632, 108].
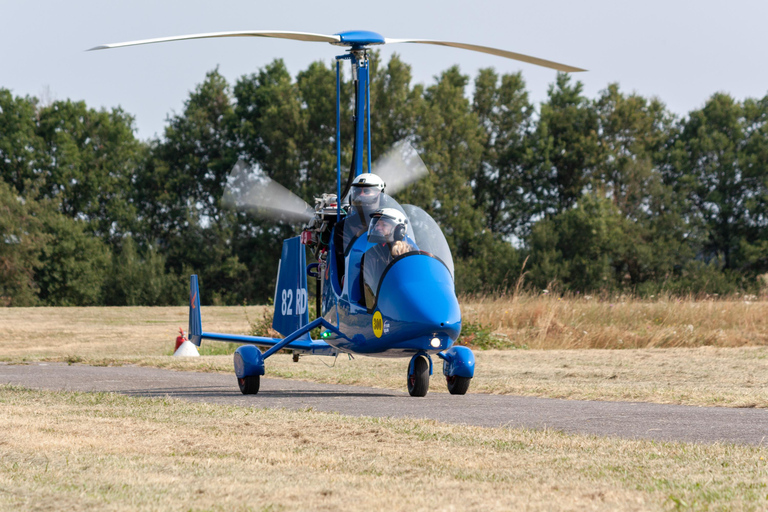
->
[459, 292, 768, 350]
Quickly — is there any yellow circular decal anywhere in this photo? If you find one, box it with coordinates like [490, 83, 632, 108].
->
[372, 311, 384, 338]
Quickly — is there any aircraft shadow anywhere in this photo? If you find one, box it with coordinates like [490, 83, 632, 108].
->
[121, 386, 399, 399]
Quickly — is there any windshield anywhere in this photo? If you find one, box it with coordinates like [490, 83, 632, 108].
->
[359, 199, 454, 309]
[401, 204, 454, 277]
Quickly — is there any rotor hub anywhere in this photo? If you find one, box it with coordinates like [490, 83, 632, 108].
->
[332, 30, 386, 48]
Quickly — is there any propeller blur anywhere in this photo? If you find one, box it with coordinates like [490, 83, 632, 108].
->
[223, 161, 314, 224]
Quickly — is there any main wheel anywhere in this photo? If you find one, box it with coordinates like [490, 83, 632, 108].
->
[407, 356, 430, 397]
[238, 375, 260, 395]
[446, 375, 471, 395]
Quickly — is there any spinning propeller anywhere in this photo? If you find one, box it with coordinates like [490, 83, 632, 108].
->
[222, 161, 315, 223]
[223, 141, 430, 223]
[88, 29, 585, 73]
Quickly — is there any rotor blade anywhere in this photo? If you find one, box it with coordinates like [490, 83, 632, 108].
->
[88, 30, 340, 51]
[223, 160, 313, 223]
[383, 38, 585, 72]
[372, 141, 430, 196]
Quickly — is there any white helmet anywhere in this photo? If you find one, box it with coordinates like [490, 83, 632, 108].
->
[367, 208, 408, 244]
[350, 173, 385, 207]
[351, 173, 385, 191]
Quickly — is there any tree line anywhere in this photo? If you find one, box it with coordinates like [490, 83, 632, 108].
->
[2, 52, 767, 306]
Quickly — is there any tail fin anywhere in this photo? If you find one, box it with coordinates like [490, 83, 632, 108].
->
[188, 274, 202, 346]
[272, 237, 310, 338]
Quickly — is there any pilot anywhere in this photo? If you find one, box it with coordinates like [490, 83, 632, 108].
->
[367, 208, 417, 257]
[361, 208, 418, 308]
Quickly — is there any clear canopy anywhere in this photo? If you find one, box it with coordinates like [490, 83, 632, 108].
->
[346, 194, 453, 309]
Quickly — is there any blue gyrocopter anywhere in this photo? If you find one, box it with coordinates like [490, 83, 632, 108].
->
[91, 30, 583, 396]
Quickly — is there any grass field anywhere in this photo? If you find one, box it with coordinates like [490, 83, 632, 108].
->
[1, 385, 766, 511]
[3, 299, 768, 510]
[2, 301, 767, 407]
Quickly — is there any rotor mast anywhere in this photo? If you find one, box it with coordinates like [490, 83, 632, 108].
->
[350, 48, 372, 178]
[331, 30, 387, 194]
[336, 46, 372, 205]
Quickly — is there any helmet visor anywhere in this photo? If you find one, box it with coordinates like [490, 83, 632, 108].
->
[351, 186, 380, 206]
[367, 216, 396, 244]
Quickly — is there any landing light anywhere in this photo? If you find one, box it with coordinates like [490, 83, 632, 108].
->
[430, 337, 441, 348]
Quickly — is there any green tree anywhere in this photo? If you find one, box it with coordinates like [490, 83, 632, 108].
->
[104, 236, 184, 306]
[139, 69, 236, 236]
[34, 100, 141, 243]
[593, 85, 693, 287]
[369, 52, 423, 163]
[594, 84, 673, 218]
[136, 69, 253, 304]
[669, 93, 768, 271]
[411, 66, 485, 256]
[471, 68, 534, 237]
[0, 90, 45, 197]
[531, 73, 600, 215]
[0, 181, 49, 306]
[35, 212, 111, 306]
[733, 94, 768, 274]
[296, 60, 350, 200]
[234, 60, 303, 189]
[527, 194, 630, 291]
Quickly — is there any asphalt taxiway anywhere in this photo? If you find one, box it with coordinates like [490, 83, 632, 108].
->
[1, 362, 766, 445]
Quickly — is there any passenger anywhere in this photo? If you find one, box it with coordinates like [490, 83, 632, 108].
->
[333, 173, 386, 285]
[341, 173, 385, 248]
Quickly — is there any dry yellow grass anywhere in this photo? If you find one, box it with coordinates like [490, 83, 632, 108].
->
[1, 386, 766, 511]
[0, 305, 268, 359]
[2, 303, 767, 407]
[461, 294, 768, 349]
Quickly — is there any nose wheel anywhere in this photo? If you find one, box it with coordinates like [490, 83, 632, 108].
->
[407, 355, 430, 397]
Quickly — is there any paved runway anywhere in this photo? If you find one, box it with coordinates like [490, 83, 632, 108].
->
[2, 362, 766, 445]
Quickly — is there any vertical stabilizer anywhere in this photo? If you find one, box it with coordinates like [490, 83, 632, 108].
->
[272, 237, 310, 338]
[189, 274, 203, 346]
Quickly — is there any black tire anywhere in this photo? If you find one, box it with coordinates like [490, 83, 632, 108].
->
[407, 356, 430, 397]
[238, 375, 260, 395]
[446, 375, 471, 395]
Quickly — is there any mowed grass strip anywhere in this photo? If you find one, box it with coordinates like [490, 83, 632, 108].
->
[1, 386, 766, 511]
[3, 305, 768, 407]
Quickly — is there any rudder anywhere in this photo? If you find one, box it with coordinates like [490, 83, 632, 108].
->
[189, 274, 202, 346]
[272, 237, 310, 338]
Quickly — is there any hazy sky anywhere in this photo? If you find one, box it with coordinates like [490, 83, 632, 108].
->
[4, 0, 768, 140]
